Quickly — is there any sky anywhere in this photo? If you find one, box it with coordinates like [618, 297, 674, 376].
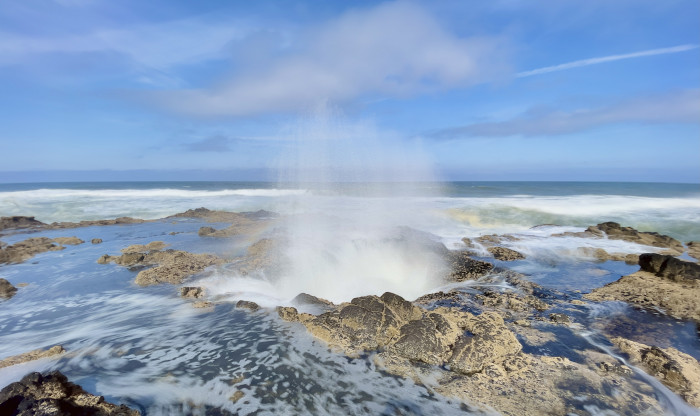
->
[0, 0, 698, 183]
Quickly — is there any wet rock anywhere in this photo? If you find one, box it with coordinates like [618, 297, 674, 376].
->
[233, 238, 287, 276]
[276, 306, 313, 323]
[97, 254, 114, 264]
[91, 238, 103, 244]
[447, 312, 522, 375]
[548, 313, 570, 324]
[193, 301, 213, 309]
[236, 300, 260, 312]
[0, 237, 64, 264]
[0, 346, 65, 369]
[0, 278, 18, 299]
[116, 252, 145, 267]
[180, 286, 204, 299]
[390, 312, 462, 366]
[638, 253, 700, 282]
[0, 216, 46, 231]
[47, 217, 147, 229]
[446, 251, 493, 282]
[52, 236, 84, 245]
[0, 370, 140, 415]
[586, 270, 700, 322]
[133, 250, 223, 286]
[612, 337, 700, 407]
[291, 293, 335, 307]
[121, 241, 167, 253]
[198, 226, 216, 236]
[577, 247, 639, 264]
[687, 241, 700, 262]
[487, 246, 525, 261]
[229, 390, 245, 403]
[592, 222, 684, 254]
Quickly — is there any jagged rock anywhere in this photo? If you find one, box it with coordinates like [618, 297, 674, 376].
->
[476, 290, 549, 314]
[549, 313, 570, 324]
[586, 270, 700, 322]
[0, 346, 65, 369]
[276, 306, 313, 323]
[198, 226, 216, 236]
[0, 216, 46, 231]
[638, 253, 700, 282]
[52, 237, 84, 245]
[0, 371, 139, 415]
[592, 222, 684, 254]
[291, 293, 335, 307]
[180, 286, 204, 299]
[0, 237, 64, 264]
[0, 278, 18, 299]
[447, 312, 522, 375]
[91, 238, 103, 244]
[446, 252, 493, 282]
[193, 301, 213, 309]
[612, 337, 700, 407]
[487, 246, 525, 261]
[236, 300, 260, 311]
[390, 312, 462, 366]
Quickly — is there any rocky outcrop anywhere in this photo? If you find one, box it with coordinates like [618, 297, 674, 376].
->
[98, 243, 224, 286]
[180, 286, 204, 299]
[0, 346, 65, 369]
[487, 246, 525, 261]
[612, 337, 700, 407]
[168, 207, 277, 223]
[638, 253, 700, 282]
[0, 237, 64, 264]
[91, 238, 103, 244]
[47, 217, 147, 230]
[0, 216, 46, 231]
[586, 268, 700, 322]
[557, 222, 684, 256]
[52, 237, 84, 246]
[0, 278, 18, 299]
[0, 371, 139, 415]
[278, 292, 522, 374]
[576, 247, 639, 264]
[446, 251, 493, 282]
[687, 241, 700, 262]
[236, 300, 260, 311]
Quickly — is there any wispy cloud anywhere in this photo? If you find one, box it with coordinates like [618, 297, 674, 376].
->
[150, 2, 510, 117]
[517, 44, 698, 77]
[431, 89, 700, 139]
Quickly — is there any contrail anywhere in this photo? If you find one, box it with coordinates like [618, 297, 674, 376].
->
[517, 44, 698, 78]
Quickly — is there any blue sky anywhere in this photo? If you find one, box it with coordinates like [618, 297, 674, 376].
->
[0, 0, 698, 182]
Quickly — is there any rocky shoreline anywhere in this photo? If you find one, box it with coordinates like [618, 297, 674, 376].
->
[1, 211, 699, 414]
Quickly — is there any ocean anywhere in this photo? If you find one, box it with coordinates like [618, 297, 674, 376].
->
[1, 181, 699, 415]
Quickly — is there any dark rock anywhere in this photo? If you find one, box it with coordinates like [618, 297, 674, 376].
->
[593, 222, 684, 254]
[549, 313, 571, 324]
[0, 278, 18, 299]
[447, 252, 494, 282]
[638, 253, 700, 282]
[390, 312, 460, 365]
[0, 216, 46, 231]
[0, 370, 139, 415]
[236, 300, 260, 312]
[91, 238, 103, 244]
[487, 246, 525, 261]
[687, 241, 700, 262]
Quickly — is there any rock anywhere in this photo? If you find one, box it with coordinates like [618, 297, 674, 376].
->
[277, 306, 300, 321]
[638, 253, 700, 282]
[0, 216, 46, 231]
[236, 300, 260, 311]
[97, 254, 114, 264]
[0, 370, 139, 415]
[120, 241, 167, 254]
[291, 293, 335, 307]
[446, 252, 493, 282]
[447, 312, 522, 375]
[133, 250, 223, 286]
[47, 217, 147, 230]
[91, 238, 103, 244]
[193, 301, 213, 309]
[198, 226, 217, 236]
[229, 390, 245, 403]
[0, 278, 18, 299]
[593, 222, 684, 254]
[549, 313, 570, 324]
[180, 286, 204, 299]
[577, 247, 639, 264]
[612, 337, 700, 407]
[390, 312, 462, 366]
[52, 237, 84, 245]
[0, 346, 65, 369]
[586, 271, 700, 322]
[115, 252, 145, 266]
[688, 241, 700, 262]
[0, 237, 64, 264]
[168, 207, 278, 223]
[487, 246, 525, 261]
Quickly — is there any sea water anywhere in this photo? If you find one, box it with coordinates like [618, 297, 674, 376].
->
[1, 181, 699, 414]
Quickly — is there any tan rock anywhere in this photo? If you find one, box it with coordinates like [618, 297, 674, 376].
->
[0, 345, 65, 369]
[487, 246, 525, 261]
[0, 278, 17, 299]
[0, 237, 64, 264]
[52, 236, 84, 245]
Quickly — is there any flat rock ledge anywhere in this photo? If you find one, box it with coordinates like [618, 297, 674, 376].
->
[0, 236, 85, 265]
[555, 222, 685, 256]
[0, 346, 65, 369]
[585, 254, 700, 322]
[0, 371, 139, 416]
[612, 337, 700, 408]
[98, 242, 224, 286]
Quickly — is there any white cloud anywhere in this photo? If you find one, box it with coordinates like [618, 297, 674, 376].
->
[152, 2, 510, 117]
[432, 89, 700, 138]
[517, 44, 698, 77]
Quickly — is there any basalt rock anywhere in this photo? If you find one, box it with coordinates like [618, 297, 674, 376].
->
[180, 286, 204, 299]
[121, 241, 167, 254]
[47, 217, 147, 229]
[0, 371, 139, 415]
[612, 337, 700, 407]
[688, 241, 700, 262]
[91, 238, 103, 244]
[576, 247, 639, 264]
[446, 251, 494, 282]
[0, 278, 18, 299]
[52, 237, 84, 246]
[0, 237, 64, 264]
[236, 300, 260, 312]
[0, 216, 46, 231]
[638, 253, 700, 282]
